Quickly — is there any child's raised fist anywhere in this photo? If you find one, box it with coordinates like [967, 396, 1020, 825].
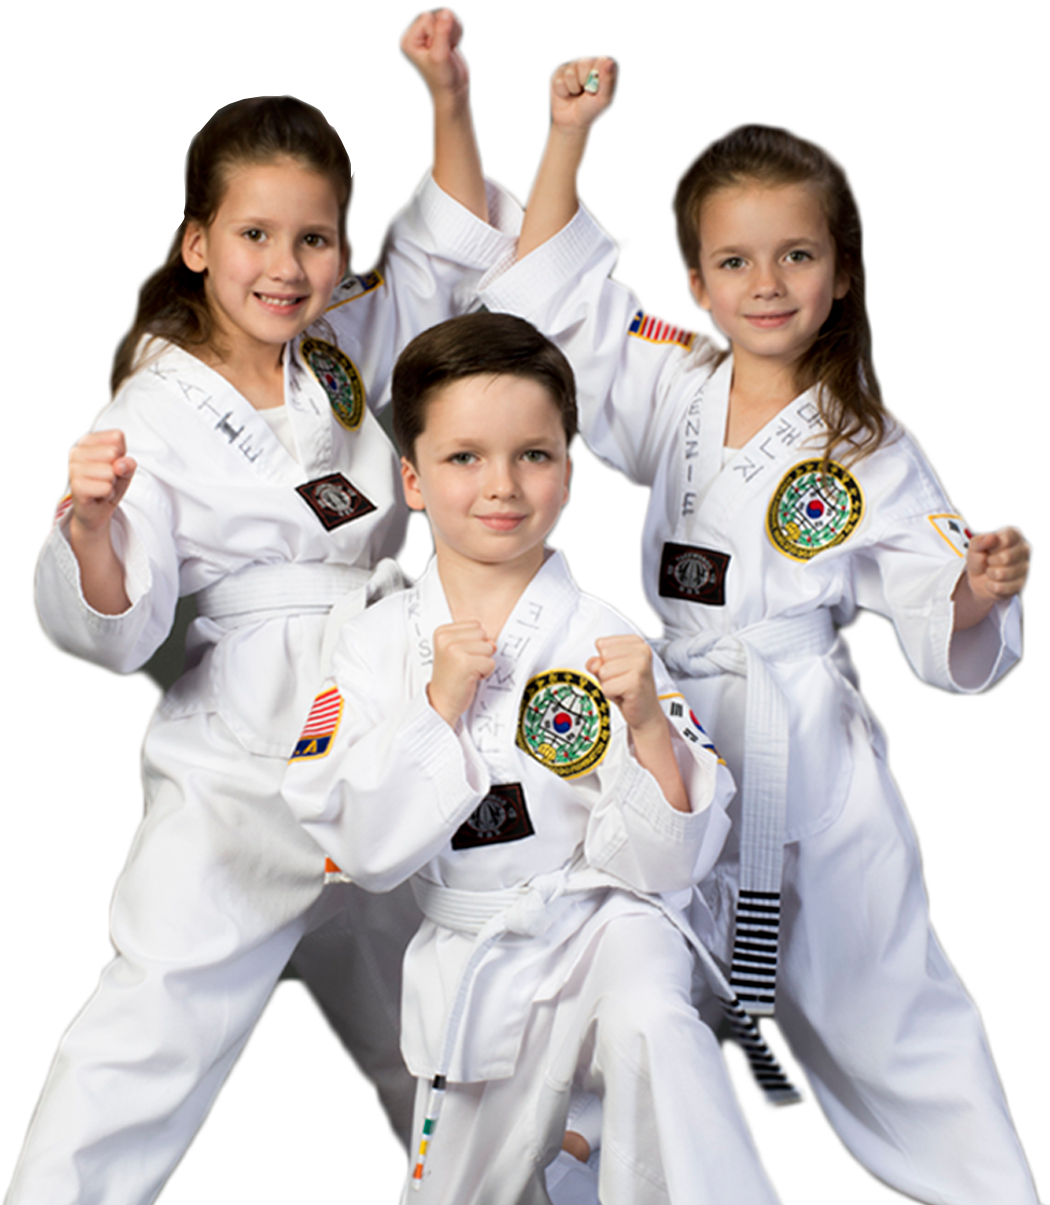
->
[68, 429, 137, 535]
[964, 526, 1030, 602]
[402, 8, 470, 100]
[427, 620, 496, 727]
[587, 633, 660, 734]
[550, 57, 617, 135]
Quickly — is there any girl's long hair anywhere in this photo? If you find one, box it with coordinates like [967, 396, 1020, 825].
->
[111, 96, 352, 395]
[674, 124, 886, 463]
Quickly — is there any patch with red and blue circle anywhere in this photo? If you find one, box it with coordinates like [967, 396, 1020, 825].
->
[300, 337, 365, 431]
[767, 460, 863, 561]
[516, 669, 611, 779]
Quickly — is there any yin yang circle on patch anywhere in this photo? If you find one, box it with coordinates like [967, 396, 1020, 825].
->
[300, 337, 365, 431]
[766, 459, 863, 561]
[515, 669, 611, 779]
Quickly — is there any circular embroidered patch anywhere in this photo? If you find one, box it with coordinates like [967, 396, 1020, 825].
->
[301, 338, 365, 431]
[766, 459, 863, 561]
[516, 669, 611, 779]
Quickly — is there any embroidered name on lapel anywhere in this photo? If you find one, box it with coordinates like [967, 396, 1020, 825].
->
[296, 473, 377, 530]
[451, 783, 535, 850]
[766, 459, 864, 561]
[516, 669, 611, 779]
[658, 542, 730, 605]
[300, 337, 366, 431]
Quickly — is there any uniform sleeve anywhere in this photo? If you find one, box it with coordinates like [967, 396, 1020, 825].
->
[582, 660, 733, 894]
[478, 204, 719, 485]
[326, 174, 522, 415]
[282, 624, 491, 893]
[849, 436, 1022, 693]
[34, 465, 180, 675]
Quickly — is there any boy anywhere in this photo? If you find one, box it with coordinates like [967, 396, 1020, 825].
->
[475, 60, 1040, 1205]
[282, 312, 783, 1204]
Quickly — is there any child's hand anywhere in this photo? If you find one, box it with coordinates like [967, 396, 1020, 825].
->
[588, 635, 689, 813]
[587, 635, 662, 735]
[401, 9, 469, 102]
[550, 57, 617, 137]
[68, 429, 137, 538]
[965, 527, 1030, 602]
[428, 620, 496, 727]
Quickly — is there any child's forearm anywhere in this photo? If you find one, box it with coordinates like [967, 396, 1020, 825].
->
[629, 717, 690, 813]
[68, 518, 132, 615]
[951, 573, 996, 631]
[517, 126, 589, 260]
[432, 88, 488, 222]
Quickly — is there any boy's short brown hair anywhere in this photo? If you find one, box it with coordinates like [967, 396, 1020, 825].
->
[392, 312, 578, 460]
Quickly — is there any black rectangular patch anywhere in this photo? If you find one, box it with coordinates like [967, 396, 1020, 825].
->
[296, 473, 376, 531]
[451, 783, 535, 850]
[658, 542, 730, 606]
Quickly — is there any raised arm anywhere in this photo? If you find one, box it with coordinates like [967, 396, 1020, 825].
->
[587, 634, 689, 813]
[951, 525, 1030, 630]
[517, 56, 617, 260]
[401, 9, 488, 222]
[66, 429, 137, 615]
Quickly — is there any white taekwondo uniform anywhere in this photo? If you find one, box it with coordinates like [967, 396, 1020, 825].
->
[9, 177, 519, 1205]
[476, 209, 1040, 1205]
[284, 551, 786, 1205]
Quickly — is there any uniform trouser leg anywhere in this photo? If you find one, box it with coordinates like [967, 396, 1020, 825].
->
[406, 911, 781, 1205]
[775, 738, 1040, 1205]
[289, 880, 420, 1146]
[4, 709, 407, 1205]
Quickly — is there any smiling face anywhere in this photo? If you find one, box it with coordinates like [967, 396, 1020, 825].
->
[689, 180, 849, 377]
[400, 373, 572, 578]
[181, 156, 346, 367]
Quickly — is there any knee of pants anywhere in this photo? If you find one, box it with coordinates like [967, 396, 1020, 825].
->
[593, 982, 705, 1070]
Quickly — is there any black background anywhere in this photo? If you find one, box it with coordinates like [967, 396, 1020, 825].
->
[12, 21, 1036, 1205]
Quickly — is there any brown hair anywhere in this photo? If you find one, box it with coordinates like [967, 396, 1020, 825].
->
[392, 312, 578, 460]
[675, 124, 886, 463]
[111, 96, 352, 394]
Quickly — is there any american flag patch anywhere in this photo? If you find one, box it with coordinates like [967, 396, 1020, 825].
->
[628, 310, 696, 350]
[290, 687, 343, 761]
[54, 493, 73, 525]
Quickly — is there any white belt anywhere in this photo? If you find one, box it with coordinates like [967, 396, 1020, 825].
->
[195, 557, 404, 670]
[406, 863, 800, 1190]
[660, 610, 836, 1018]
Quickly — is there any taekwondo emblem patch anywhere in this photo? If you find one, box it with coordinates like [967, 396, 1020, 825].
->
[767, 459, 863, 561]
[516, 669, 611, 779]
[296, 472, 377, 531]
[300, 337, 366, 430]
[658, 542, 729, 605]
[290, 687, 343, 761]
[451, 783, 535, 850]
[928, 513, 972, 557]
